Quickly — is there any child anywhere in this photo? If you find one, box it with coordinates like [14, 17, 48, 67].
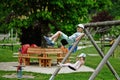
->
[44, 24, 85, 46]
[59, 53, 86, 71]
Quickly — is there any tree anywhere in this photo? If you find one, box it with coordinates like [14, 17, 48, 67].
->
[110, 0, 120, 19]
[109, 0, 120, 37]
[0, 0, 113, 46]
[90, 10, 114, 52]
[89, 11, 114, 39]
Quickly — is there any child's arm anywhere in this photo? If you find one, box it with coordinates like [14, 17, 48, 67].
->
[77, 61, 84, 69]
[75, 33, 85, 41]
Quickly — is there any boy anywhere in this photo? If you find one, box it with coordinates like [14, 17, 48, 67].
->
[44, 24, 85, 46]
[59, 53, 86, 71]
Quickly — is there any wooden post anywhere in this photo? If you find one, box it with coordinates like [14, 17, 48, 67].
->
[89, 35, 120, 80]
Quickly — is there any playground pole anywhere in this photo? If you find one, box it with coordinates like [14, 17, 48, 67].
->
[84, 20, 120, 27]
[49, 39, 80, 80]
[88, 35, 120, 80]
[84, 29, 120, 80]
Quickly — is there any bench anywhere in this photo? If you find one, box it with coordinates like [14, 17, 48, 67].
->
[103, 40, 115, 47]
[44, 48, 66, 63]
[19, 47, 52, 67]
[19, 47, 69, 67]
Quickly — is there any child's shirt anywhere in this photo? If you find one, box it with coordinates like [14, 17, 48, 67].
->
[68, 32, 83, 43]
[73, 60, 81, 69]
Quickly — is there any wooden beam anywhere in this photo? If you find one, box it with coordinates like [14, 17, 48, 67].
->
[84, 20, 120, 27]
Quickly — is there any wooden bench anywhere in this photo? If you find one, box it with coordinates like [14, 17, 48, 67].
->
[44, 48, 65, 63]
[19, 47, 52, 67]
[19, 47, 69, 67]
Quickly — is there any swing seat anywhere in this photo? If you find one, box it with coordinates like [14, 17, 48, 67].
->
[68, 45, 78, 53]
[61, 39, 68, 46]
[68, 66, 76, 71]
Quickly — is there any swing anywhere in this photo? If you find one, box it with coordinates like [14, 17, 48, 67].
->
[49, 35, 83, 80]
[68, 66, 76, 71]
[61, 39, 68, 46]
[61, 39, 78, 53]
[68, 45, 78, 53]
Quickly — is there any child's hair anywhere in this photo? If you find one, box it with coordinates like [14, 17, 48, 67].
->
[82, 57, 85, 61]
[77, 56, 85, 61]
[79, 57, 85, 61]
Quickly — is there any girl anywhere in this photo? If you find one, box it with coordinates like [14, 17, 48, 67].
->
[59, 53, 86, 71]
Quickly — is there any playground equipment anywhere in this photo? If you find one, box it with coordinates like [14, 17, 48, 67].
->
[49, 20, 120, 80]
[61, 39, 78, 53]
[15, 52, 25, 79]
[89, 35, 120, 80]
[49, 38, 80, 80]
[85, 29, 120, 80]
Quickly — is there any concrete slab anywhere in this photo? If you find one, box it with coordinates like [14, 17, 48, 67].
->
[0, 62, 94, 74]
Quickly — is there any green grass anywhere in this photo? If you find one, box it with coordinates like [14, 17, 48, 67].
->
[0, 45, 120, 80]
[0, 48, 18, 62]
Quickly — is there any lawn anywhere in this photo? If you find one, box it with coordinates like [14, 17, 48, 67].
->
[0, 44, 120, 80]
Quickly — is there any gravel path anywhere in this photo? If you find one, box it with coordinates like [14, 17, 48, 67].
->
[0, 62, 94, 74]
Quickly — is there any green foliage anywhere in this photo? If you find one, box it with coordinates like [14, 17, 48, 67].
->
[92, 0, 112, 11]
[0, 0, 114, 32]
[108, 0, 120, 37]
[0, 0, 117, 45]
[93, 34, 101, 40]
[0, 0, 113, 29]
[36, 11, 52, 20]
[110, 0, 120, 19]
[110, 26, 120, 38]
[0, 0, 95, 33]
